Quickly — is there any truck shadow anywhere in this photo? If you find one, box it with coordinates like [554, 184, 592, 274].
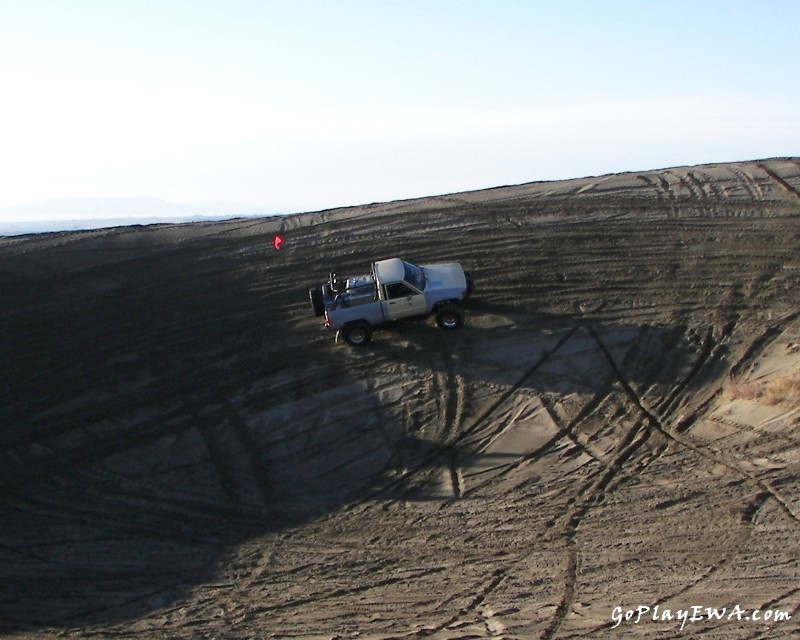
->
[340, 298, 728, 502]
[373, 299, 719, 403]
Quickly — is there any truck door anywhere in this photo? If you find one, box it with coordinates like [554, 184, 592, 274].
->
[382, 282, 427, 320]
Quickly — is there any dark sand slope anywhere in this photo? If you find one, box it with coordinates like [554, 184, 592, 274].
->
[1, 159, 799, 638]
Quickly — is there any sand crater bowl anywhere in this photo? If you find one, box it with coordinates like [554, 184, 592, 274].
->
[1, 159, 800, 638]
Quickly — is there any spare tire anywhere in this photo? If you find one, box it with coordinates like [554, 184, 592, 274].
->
[309, 286, 325, 317]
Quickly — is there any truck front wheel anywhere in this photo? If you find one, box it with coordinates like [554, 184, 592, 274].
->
[435, 305, 464, 330]
[342, 322, 372, 346]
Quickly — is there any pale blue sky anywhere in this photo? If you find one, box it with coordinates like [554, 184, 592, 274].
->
[1, 1, 798, 219]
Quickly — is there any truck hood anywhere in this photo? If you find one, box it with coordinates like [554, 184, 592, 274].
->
[422, 263, 466, 291]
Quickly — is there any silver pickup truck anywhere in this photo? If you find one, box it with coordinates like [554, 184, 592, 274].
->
[309, 258, 473, 345]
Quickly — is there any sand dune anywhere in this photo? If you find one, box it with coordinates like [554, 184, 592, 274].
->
[1, 159, 799, 638]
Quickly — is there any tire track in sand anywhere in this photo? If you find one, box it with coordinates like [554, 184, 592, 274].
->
[541, 319, 799, 640]
[435, 345, 467, 498]
[730, 165, 765, 203]
[590, 324, 800, 527]
[758, 162, 800, 201]
[456, 388, 616, 501]
[348, 322, 584, 508]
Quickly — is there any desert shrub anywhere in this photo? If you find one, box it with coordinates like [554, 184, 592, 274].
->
[763, 371, 800, 406]
[726, 370, 800, 406]
[726, 378, 764, 401]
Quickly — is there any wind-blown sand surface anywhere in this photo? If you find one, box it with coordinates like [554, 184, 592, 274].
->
[1, 159, 799, 639]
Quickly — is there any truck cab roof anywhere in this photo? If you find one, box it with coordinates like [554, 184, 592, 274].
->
[373, 258, 406, 284]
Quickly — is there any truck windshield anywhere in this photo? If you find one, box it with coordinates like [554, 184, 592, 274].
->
[402, 261, 426, 291]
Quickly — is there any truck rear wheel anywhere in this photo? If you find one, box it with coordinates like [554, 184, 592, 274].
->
[309, 286, 325, 317]
[435, 305, 464, 330]
[342, 322, 372, 346]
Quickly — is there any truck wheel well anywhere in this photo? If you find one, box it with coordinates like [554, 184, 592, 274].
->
[433, 298, 461, 309]
[432, 299, 461, 311]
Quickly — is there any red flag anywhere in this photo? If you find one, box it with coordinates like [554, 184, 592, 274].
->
[273, 235, 283, 250]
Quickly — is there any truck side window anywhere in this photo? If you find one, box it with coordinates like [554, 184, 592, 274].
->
[386, 282, 413, 299]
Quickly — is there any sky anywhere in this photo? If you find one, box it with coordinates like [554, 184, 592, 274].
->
[1, 0, 799, 221]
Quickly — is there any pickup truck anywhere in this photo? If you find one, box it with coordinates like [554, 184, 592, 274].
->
[309, 258, 473, 345]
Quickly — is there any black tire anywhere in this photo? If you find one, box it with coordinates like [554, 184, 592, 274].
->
[435, 305, 464, 330]
[309, 286, 325, 317]
[342, 322, 372, 346]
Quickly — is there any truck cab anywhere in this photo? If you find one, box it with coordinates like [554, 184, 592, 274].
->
[375, 259, 428, 320]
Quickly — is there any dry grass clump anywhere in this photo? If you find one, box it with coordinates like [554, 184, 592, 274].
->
[726, 378, 762, 401]
[726, 370, 800, 406]
[763, 371, 800, 405]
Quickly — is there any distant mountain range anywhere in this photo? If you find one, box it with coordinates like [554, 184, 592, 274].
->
[0, 197, 276, 236]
